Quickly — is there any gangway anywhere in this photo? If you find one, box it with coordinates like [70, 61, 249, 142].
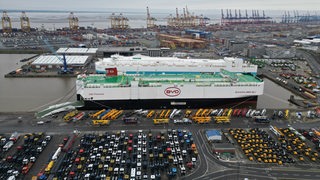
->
[35, 101, 84, 119]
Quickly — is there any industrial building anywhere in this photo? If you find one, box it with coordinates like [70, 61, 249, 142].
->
[184, 29, 212, 39]
[31, 55, 91, 69]
[97, 47, 170, 58]
[56, 48, 98, 56]
[212, 143, 236, 155]
[206, 129, 222, 142]
[157, 34, 207, 49]
[224, 39, 249, 53]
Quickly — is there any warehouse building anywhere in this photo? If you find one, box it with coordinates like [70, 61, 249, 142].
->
[212, 143, 236, 156]
[206, 129, 222, 142]
[56, 48, 98, 56]
[31, 55, 91, 70]
[97, 47, 170, 58]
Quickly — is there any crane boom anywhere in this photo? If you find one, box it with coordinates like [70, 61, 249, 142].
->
[43, 39, 72, 74]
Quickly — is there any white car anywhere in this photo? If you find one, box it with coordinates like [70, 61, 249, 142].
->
[37, 121, 44, 125]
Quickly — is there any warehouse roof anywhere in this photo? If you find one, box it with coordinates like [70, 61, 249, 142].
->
[56, 48, 98, 54]
[206, 130, 222, 137]
[32, 55, 89, 65]
[206, 130, 222, 141]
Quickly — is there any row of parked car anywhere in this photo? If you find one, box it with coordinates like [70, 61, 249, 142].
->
[0, 132, 51, 180]
[51, 129, 197, 180]
[230, 128, 294, 165]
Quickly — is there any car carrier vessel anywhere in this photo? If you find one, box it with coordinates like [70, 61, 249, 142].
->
[76, 68, 264, 109]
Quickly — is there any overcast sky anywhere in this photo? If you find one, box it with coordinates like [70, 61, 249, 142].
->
[1, 0, 319, 11]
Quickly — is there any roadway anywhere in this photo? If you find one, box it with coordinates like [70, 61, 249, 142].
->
[1, 113, 320, 179]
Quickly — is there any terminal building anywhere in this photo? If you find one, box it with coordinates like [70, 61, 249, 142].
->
[212, 143, 236, 156]
[206, 129, 236, 157]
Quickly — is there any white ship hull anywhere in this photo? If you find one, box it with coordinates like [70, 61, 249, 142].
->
[77, 84, 263, 101]
[76, 78, 264, 109]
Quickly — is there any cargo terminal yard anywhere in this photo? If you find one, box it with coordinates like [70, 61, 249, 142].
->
[1, 108, 320, 179]
[1, 6, 320, 180]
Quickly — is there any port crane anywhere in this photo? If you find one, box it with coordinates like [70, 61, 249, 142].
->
[43, 39, 73, 74]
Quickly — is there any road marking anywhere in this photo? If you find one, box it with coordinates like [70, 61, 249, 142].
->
[293, 174, 298, 176]
[283, 173, 288, 175]
[304, 175, 311, 176]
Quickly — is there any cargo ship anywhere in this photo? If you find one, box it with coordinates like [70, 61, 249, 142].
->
[95, 54, 257, 75]
[76, 68, 264, 109]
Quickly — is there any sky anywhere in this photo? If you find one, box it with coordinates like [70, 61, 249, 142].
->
[1, 0, 319, 11]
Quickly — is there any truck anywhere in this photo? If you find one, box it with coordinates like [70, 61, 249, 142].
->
[123, 117, 138, 124]
[164, 110, 171, 118]
[111, 110, 123, 120]
[253, 116, 270, 123]
[159, 110, 166, 118]
[72, 112, 86, 122]
[92, 120, 110, 126]
[195, 109, 203, 117]
[102, 109, 117, 119]
[97, 109, 110, 119]
[91, 109, 106, 118]
[45, 160, 54, 174]
[147, 110, 155, 118]
[269, 125, 284, 137]
[185, 110, 192, 117]
[153, 119, 169, 125]
[214, 116, 230, 124]
[52, 147, 62, 160]
[64, 110, 78, 122]
[192, 117, 211, 124]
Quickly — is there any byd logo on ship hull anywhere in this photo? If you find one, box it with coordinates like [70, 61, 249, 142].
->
[164, 87, 181, 97]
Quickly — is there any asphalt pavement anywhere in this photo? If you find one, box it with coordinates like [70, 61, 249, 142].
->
[1, 112, 320, 179]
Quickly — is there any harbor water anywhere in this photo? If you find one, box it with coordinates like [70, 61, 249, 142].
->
[0, 54, 296, 112]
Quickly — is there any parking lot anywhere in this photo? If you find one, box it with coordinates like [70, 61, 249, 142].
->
[228, 126, 320, 167]
[47, 129, 198, 180]
[0, 107, 320, 179]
